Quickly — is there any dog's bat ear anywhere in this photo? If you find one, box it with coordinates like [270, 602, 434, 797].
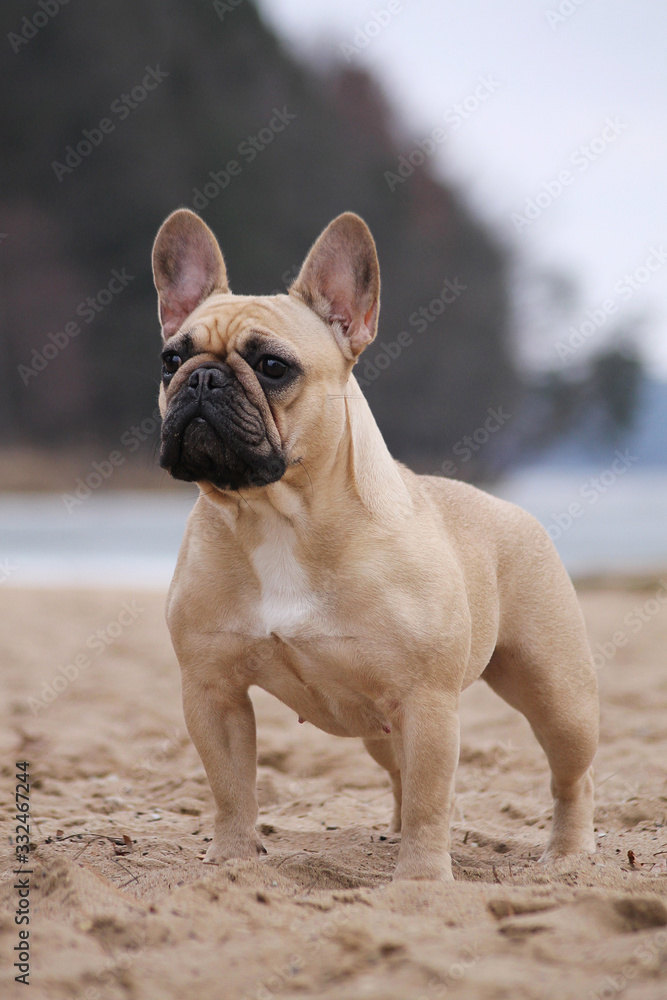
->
[152, 209, 229, 339]
[289, 213, 380, 360]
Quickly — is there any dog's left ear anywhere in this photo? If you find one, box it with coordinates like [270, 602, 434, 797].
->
[290, 213, 380, 360]
[152, 209, 229, 339]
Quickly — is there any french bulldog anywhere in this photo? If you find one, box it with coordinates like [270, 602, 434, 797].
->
[152, 208, 598, 881]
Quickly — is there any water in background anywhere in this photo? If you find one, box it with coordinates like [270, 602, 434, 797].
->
[0, 469, 665, 587]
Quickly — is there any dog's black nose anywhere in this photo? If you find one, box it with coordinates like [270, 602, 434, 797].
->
[188, 364, 230, 393]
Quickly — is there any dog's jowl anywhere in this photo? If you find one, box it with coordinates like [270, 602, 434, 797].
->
[152, 208, 598, 881]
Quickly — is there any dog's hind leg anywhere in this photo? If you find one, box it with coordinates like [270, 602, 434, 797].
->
[482, 626, 598, 861]
[363, 736, 402, 833]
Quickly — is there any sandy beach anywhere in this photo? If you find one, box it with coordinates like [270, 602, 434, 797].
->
[1, 581, 666, 1000]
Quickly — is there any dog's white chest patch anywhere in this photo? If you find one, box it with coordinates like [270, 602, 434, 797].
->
[248, 513, 317, 637]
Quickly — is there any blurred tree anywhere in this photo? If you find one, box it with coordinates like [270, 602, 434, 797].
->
[591, 344, 643, 435]
[512, 340, 645, 462]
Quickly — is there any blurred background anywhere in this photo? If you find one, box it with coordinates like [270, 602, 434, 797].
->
[1, 0, 665, 583]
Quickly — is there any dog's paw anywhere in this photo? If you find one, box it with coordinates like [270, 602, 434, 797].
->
[538, 840, 596, 864]
[388, 815, 402, 835]
[202, 832, 267, 865]
[539, 827, 596, 863]
[392, 851, 453, 882]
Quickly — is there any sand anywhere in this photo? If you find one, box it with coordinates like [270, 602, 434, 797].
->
[1, 581, 666, 999]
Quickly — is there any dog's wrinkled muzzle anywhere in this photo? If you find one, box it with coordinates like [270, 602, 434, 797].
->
[160, 362, 285, 489]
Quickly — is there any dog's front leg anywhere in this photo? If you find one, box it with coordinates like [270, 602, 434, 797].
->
[182, 674, 265, 864]
[392, 692, 460, 882]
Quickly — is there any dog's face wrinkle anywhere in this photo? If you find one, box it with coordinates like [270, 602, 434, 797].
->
[160, 350, 287, 489]
[167, 421, 258, 490]
[199, 395, 265, 448]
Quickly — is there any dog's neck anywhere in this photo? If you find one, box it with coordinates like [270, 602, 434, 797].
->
[339, 374, 413, 522]
[200, 374, 412, 532]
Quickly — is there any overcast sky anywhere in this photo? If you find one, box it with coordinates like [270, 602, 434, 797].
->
[257, 0, 667, 378]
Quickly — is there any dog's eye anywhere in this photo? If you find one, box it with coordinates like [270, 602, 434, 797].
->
[162, 352, 181, 379]
[256, 356, 289, 380]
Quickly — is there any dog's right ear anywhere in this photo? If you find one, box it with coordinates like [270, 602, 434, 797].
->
[152, 209, 229, 339]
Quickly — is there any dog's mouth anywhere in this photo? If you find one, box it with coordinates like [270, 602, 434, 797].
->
[160, 364, 286, 490]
